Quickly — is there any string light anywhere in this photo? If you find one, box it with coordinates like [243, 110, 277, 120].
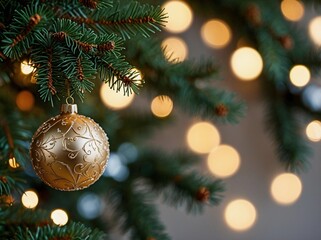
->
[201, 19, 231, 49]
[309, 16, 321, 46]
[21, 190, 39, 209]
[162, 1, 193, 33]
[207, 145, 241, 178]
[306, 120, 321, 142]
[8, 157, 19, 169]
[289, 65, 310, 87]
[150, 95, 173, 118]
[280, 0, 304, 21]
[162, 37, 188, 62]
[224, 199, 257, 231]
[16, 90, 35, 111]
[270, 173, 302, 205]
[20, 60, 34, 75]
[230, 47, 263, 81]
[51, 209, 69, 226]
[186, 121, 220, 154]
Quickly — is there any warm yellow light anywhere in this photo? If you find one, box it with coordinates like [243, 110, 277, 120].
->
[271, 173, 302, 205]
[207, 145, 241, 178]
[9, 157, 19, 169]
[289, 65, 310, 87]
[306, 120, 321, 142]
[186, 121, 220, 154]
[162, 1, 193, 33]
[51, 209, 69, 226]
[151, 95, 173, 118]
[16, 90, 35, 111]
[21, 60, 34, 75]
[21, 190, 39, 209]
[162, 37, 188, 62]
[201, 19, 231, 49]
[100, 84, 135, 110]
[230, 47, 263, 81]
[224, 199, 257, 231]
[309, 16, 321, 46]
[281, 0, 304, 21]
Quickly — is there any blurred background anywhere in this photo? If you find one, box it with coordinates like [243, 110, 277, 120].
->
[139, 1, 321, 239]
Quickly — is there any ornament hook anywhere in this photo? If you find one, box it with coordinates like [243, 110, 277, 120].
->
[66, 96, 74, 104]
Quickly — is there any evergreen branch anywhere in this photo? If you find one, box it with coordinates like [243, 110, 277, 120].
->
[129, 149, 224, 213]
[64, 2, 167, 39]
[99, 56, 142, 95]
[47, 47, 57, 96]
[31, 30, 63, 103]
[10, 14, 41, 48]
[0, 99, 33, 169]
[14, 222, 106, 240]
[0, 205, 50, 235]
[107, 180, 170, 240]
[2, 5, 51, 59]
[263, 81, 312, 172]
[70, 56, 96, 100]
[126, 38, 245, 124]
[0, 174, 25, 196]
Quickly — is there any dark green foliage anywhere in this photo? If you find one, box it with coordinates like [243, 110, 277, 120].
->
[14, 222, 106, 240]
[0, 0, 167, 104]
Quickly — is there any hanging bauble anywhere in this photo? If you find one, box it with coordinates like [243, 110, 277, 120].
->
[30, 103, 109, 191]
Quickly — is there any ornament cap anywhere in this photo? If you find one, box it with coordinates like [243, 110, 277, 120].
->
[61, 104, 78, 114]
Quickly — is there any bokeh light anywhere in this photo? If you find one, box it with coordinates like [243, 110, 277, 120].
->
[186, 121, 220, 154]
[207, 145, 241, 178]
[21, 190, 38, 209]
[151, 95, 173, 118]
[162, 1, 193, 33]
[162, 37, 188, 62]
[280, 0, 304, 21]
[118, 142, 138, 163]
[270, 173, 302, 205]
[201, 19, 231, 49]
[289, 65, 310, 87]
[224, 199, 257, 231]
[309, 16, 321, 46]
[20, 60, 34, 75]
[103, 153, 129, 182]
[100, 84, 135, 110]
[302, 84, 321, 111]
[51, 209, 68, 226]
[77, 193, 104, 219]
[16, 90, 35, 111]
[9, 157, 19, 169]
[230, 47, 263, 81]
[306, 120, 321, 142]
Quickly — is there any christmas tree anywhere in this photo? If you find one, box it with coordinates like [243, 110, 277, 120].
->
[0, 0, 320, 239]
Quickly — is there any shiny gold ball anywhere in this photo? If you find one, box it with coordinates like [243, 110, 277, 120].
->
[30, 104, 109, 191]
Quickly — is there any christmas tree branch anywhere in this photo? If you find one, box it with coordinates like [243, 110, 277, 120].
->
[126, 38, 245, 124]
[2, 5, 51, 59]
[107, 180, 170, 240]
[14, 222, 107, 240]
[99, 57, 142, 94]
[63, 1, 167, 39]
[129, 150, 224, 213]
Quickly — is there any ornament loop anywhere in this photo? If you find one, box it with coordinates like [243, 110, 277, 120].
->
[66, 96, 74, 104]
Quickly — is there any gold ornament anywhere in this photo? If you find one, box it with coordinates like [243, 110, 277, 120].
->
[30, 103, 109, 191]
